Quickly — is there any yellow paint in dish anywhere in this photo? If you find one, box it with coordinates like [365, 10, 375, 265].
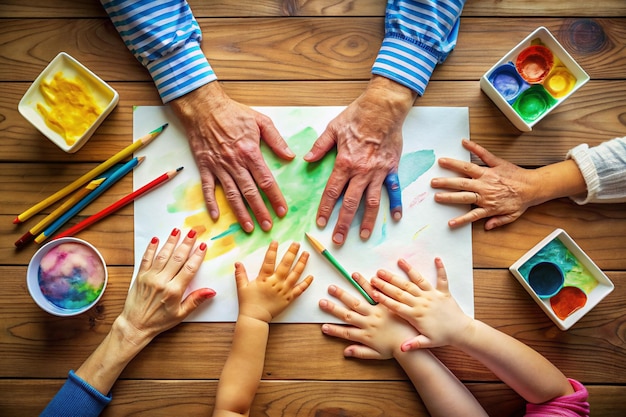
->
[544, 67, 577, 98]
[36, 72, 102, 146]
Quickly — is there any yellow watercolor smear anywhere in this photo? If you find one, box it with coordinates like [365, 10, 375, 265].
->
[36, 72, 102, 146]
[172, 181, 239, 260]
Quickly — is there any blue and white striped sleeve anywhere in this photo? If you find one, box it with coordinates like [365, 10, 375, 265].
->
[100, 0, 217, 103]
[373, 0, 466, 95]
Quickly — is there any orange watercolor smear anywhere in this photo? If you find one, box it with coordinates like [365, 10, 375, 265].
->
[550, 286, 587, 320]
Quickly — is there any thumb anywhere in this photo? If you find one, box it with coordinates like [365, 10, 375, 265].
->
[400, 335, 434, 352]
[304, 128, 336, 162]
[180, 288, 216, 317]
[258, 115, 295, 160]
[233, 262, 250, 290]
[484, 213, 520, 230]
[344, 345, 385, 360]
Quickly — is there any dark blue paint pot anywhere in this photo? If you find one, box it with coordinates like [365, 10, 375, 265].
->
[488, 62, 530, 104]
[528, 262, 565, 298]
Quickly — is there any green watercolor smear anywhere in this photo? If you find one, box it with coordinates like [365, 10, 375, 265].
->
[211, 129, 436, 256]
[214, 126, 336, 252]
[519, 238, 599, 294]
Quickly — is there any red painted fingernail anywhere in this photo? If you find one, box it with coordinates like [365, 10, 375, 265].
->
[199, 242, 207, 251]
[171, 228, 180, 237]
[150, 237, 158, 244]
[187, 229, 197, 239]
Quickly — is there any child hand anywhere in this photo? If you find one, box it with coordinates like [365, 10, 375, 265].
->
[371, 257, 473, 351]
[319, 272, 419, 360]
[235, 241, 313, 323]
[117, 229, 216, 346]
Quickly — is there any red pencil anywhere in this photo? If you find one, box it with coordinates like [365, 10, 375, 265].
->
[53, 167, 183, 240]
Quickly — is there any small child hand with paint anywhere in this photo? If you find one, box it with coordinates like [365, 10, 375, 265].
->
[212, 241, 313, 417]
[369, 257, 589, 415]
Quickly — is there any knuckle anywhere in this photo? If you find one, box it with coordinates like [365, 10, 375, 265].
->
[342, 196, 360, 212]
[324, 186, 343, 200]
[364, 196, 380, 210]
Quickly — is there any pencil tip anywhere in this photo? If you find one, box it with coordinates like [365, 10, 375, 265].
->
[304, 233, 324, 252]
[176, 166, 184, 172]
[13, 217, 21, 224]
[137, 156, 146, 163]
[150, 123, 168, 135]
[14, 232, 33, 248]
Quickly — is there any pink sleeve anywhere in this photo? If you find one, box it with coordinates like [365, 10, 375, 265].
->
[525, 379, 589, 417]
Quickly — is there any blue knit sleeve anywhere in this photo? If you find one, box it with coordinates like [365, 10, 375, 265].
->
[40, 370, 112, 417]
[100, 0, 217, 103]
[373, 0, 466, 95]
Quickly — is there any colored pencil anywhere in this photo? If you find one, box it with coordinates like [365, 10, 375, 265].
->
[305, 233, 377, 305]
[13, 123, 167, 224]
[34, 157, 144, 244]
[14, 177, 106, 248]
[54, 166, 184, 239]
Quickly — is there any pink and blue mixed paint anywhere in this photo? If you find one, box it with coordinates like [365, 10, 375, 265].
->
[38, 242, 105, 310]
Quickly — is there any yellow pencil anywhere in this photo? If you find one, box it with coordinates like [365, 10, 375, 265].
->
[13, 123, 167, 224]
[14, 178, 105, 248]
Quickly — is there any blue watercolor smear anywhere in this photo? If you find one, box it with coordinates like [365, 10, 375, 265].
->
[399, 150, 436, 190]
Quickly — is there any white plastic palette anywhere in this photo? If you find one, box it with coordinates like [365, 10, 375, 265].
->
[509, 228, 614, 330]
[480, 27, 589, 132]
[18, 52, 119, 153]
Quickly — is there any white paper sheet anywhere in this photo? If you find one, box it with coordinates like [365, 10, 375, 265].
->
[132, 106, 473, 322]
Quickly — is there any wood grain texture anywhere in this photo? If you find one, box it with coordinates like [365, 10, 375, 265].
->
[1, 18, 625, 82]
[1, 0, 625, 18]
[1, 2, 625, 416]
[2, 80, 626, 165]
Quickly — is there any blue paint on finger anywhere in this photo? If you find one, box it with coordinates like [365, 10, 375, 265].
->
[384, 172, 402, 212]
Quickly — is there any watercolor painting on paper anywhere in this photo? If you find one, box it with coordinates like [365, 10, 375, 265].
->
[132, 106, 473, 323]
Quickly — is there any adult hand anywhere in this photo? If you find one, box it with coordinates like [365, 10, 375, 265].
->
[235, 241, 313, 323]
[170, 82, 295, 233]
[431, 139, 538, 230]
[370, 257, 473, 352]
[305, 76, 416, 245]
[115, 228, 216, 347]
[319, 273, 419, 360]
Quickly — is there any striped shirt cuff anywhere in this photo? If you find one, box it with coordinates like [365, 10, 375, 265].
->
[372, 35, 438, 96]
[145, 41, 217, 103]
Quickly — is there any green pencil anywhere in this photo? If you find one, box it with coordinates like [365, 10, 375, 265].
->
[305, 233, 377, 305]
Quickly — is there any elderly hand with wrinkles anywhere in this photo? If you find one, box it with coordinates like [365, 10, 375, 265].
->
[430, 139, 541, 230]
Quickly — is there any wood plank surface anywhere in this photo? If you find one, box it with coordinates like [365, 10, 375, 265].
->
[2, 18, 625, 82]
[1, 1, 625, 416]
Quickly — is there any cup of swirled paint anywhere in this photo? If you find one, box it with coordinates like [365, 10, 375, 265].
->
[527, 261, 564, 298]
[27, 237, 107, 316]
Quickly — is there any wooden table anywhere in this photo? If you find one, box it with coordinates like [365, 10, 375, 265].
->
[1, 1, 625, 415]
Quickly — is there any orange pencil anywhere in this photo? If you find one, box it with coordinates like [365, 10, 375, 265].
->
[54, 167, 183, 239]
